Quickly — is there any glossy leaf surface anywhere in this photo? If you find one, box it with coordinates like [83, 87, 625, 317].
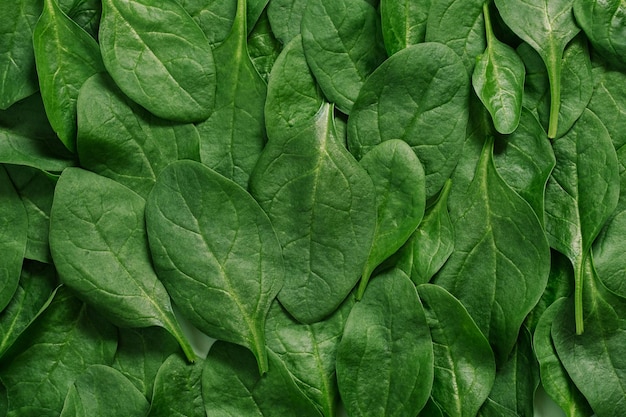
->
[149, 354, 205, 417]
[574, 0, 626, 68]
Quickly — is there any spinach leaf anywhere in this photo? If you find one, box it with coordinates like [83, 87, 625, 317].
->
[0, 165, 27, 312]
[425, 0, 486, 73]
[552, 255, 626, 417]
[492, 108, 556, 223]
[146, 160, 283, 374]
[76, 73, 200, 199]
[33, 0, 104, 153]
[534, 298, 593, 417]
[336, 268, 433, 417]
[265, 34, 324, 142]
[434, 136, 550, 363]
[267, 0, 308, 44]
[347, 42, 469, 199]
[593, 209, 626, 297]
[0, 261, 57, 359]
[112, 327, 179, 400]
[58, 0, 102, 39]
[148, 353, 205, 417]
[0, 287, 117, 417]
[0, 93, 76, 172]
[248, 10, 282, 83]
[265, 297, 354, 417]
[418, 284, 496, 417]
[195, 0, 266, 189]
[49, 167, 195, 361]
[477, 327, 538, 417]
[472, 2, 525, 134]
[573, 0, 626, 69]
[178, 0, 236, 46]
[5, 165, 55, 263]
[202, 341, 323, 417]
[494, 0, 580, 138]
[380, 0, 430, 55]
[250, 103, 376, 324]
[357, 139, 425, 298]
[301, 0, 387, 114]
[0, 0, 42, 109]
[59, 365, 150, 417]
[99, 0, 216, 122]
[544, 109, 620, 334]
[393, 179, 454, 285]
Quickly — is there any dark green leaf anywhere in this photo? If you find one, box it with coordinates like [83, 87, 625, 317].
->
[418, 284, 495, 417]
[77, 73, 200, 199]
[248, 10, 282, 83]
[250, 103, 376, 324]
[99, 0, 216, 122]
[178, 0, 236, 46]
[267, 0, 307, 44]
[434, 137, 550, 363]
[202, 341, 322, 417]
[380, 0, 431, 55]
[347, 42, 469, 199]
[593, 209, 626, 297]
[544, 109, 620, 333]
[58, 0, 102, 39]
[336, 269, 433, 417]
[49, 168, 195, 361]
[195, 0, 266, 189]
[146, 160, 283, 373]
[33, 0, 105, 152]
[301, 0, 387, 114]
[494, 0, 580, 138]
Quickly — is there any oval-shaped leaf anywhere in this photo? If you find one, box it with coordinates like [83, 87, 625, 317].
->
[250, 103, 376, 324]
[593, 209, 626, 298]
[49, 168, 195, 361]
[574, 0, 626, 68]
[99, 0, 216, 122]
[149, 354, 205, 417]
[146, 160, 284, 373]
[347, 42, 469, 200]
[357, 139, 426, 298]
[33, 0, 104, 152]
[418, 284, 495, 417]
[267, 0, 308, 44]
[380, 0, 430, 55]
[77, 73, 200, 199]
[301, 0, 387, 114]
[434, 137, 551, 363]
[337, 269, 433, 417]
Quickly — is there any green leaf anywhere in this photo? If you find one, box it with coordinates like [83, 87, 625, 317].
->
[552, 255, 626, 417]
[202, 341, 323, 417]
[336, 269, 433, 417]
[265, 297, 354, 417]
[573, 0, 626, 69]
[77, 73, 200, 199]
[418, 284, 495, 417]
[265, 34, 324, 142]
[593, 209, 626, 297]
[472, 2, 525, 135]
[49, 168, 195, 361]
[380, 0, 430, 55]
[357, 139, 426, 299]
[0, 0, 42, 109]
[347, 42, 469, 199]
[0, 261, 57, 359]
[195, 0, 267, 189]
[434, 136, 551, 363]
[59, 365, 150, 417]
[6, 164, 56, 263]
[301, 0, 387, 114]
[0, 288, 117, 417]
[534, 298, 593, 417]
[249, 103, 376, 324]
[112, 327, 179, 400]
[393, 180, 454, 286]
[544, 109, 620, 333]
[494, 0, 580, 138]
[0, 93, 76, 172]
[33, 0, 105, 152]
[148, 353, 205, 417]
[58, 0, 101, 39]
[145, 160, 284, 374]
[425, 0, 486, 73]
[267, 0, 308, 44]
[0, 165, 27, 312]
[248, 10, 282, 83]
[99, 0, 216, 122]
[178, 0, 236, 46]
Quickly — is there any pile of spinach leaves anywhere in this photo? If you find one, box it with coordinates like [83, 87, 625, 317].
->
[1, 0, 626, 416]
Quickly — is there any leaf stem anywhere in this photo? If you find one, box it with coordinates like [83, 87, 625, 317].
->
[483, 2, 494, 48]
[546, 54, 562, 138]
[574, 255, 584, 334]
[166, 317, 197, 363]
